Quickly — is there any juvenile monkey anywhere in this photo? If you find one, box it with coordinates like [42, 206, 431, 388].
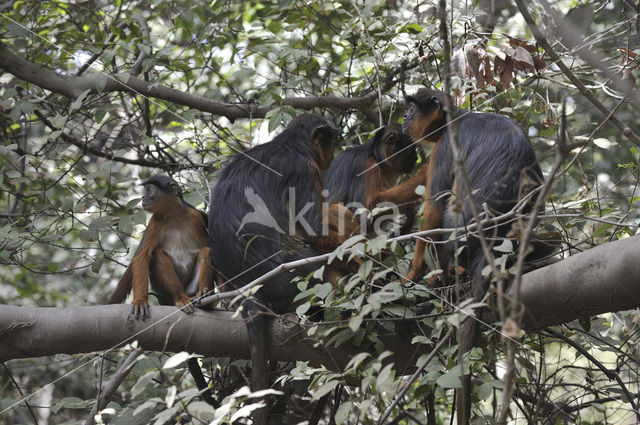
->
[107, 175, 218, 406]
[107, 175, 214, 318]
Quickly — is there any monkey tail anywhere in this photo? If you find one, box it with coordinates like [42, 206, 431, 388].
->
[107, 265, 133, 304]
[456, 252, 485, 425]
[187, 358, 219, 407]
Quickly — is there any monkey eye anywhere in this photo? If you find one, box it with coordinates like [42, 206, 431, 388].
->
[144, 185, 157, 198]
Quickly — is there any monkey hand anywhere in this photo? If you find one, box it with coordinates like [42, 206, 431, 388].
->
[175, 297, 195, 314]
[131, 298, 150, 320]
[190, 290, 209, 307]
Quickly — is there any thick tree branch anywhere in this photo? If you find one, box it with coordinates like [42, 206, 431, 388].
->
[0, 43, 419, 122]
[515, 234, 640, 330]
[1, 237, 639, 364]
[0, 305, 421, 373]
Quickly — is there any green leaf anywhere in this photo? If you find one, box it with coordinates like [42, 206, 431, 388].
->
[436, 366, 463, 388]
[335, 401, 352, 425]
[165, 385, 177, 408]
[89, 215, 113, 230]
[95, 73, 108, 93]
[313, 282, 333, 299]
[50, 114, 67, 129]
[51, 397, 92, 413]
[296, 301, 310, 315]
[182, 108, 197, 122]
[400, 23, 423, 34]
[349, 313, 363, 332]
[91, 258, 103, 273]
[312, 379, 339, 401]
[268, 109, 282, 133]
[375, 363, 396, 393]
[493, 238, 513, 253]
[345, 352, 370, 372]
[132, 371, 157, 399]
[118, 72, 131, 84]
[163, 351, 193, 369]
[153, 405, 179, 425]
[79, 229, 98, 242]
[70, 90, 90, 112]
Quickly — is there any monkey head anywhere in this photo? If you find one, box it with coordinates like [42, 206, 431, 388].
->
[141, 175, 183, 214]
[403, 88, 446, 144]
[377, 123, 418, 174]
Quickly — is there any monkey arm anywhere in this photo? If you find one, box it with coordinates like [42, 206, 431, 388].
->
[307, 204, 363, 275]
[370, 164, 428, 211]
[194, 246, 214, 298]
[130, 222, 162, 319]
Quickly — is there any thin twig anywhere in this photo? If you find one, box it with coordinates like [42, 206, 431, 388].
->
[83, 349, 143, 425]
[377, 327, 455, 425]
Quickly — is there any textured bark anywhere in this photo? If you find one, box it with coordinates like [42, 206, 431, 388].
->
[0, 43, 380, 122]
[1, 236, 640, 363]
[515, 235, 640, 329]
[0, 304, 420, 373]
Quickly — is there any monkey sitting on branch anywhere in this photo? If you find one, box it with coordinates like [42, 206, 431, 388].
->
[107, 175, 215, 318]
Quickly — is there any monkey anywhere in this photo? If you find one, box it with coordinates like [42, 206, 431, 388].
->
[107, 175, 215, 315]
[373, 89, 543, 288]
[208, 113, 344, 425]
[374, 88, 543, 424]
[323, 124, 420, 236]
[107, 175, 218, 406]
[324, 123, 418, 210]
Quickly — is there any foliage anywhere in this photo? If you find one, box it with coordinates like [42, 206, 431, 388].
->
[1, 0, 640, 424]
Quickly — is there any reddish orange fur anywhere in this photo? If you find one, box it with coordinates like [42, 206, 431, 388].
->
[109, 182, 215, 318]
[407, 109, 441, 143]
[362, 157, 388, 208]
[371, 164, 428, 211]
[403, 140, 445, 284]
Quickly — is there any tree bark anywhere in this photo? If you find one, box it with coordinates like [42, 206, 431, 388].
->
[0, 43, 381, 122]
[1, 236, 640, 363]
[0, 305, 421, 374]
[515, 235, 640, 330]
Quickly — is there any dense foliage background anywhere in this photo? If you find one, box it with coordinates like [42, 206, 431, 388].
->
[1, 0, 639, 424]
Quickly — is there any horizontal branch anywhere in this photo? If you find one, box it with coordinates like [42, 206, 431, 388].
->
[2, 236, 639, 364]
[516, 234, 640, 329]
[0, 305, 422, 375]
[0, 43, 406, 121]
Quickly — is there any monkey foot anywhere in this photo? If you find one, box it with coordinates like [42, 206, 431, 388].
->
[131, 299, 150, 320]
[402, 268, 420, 284]
[175, 298, 195, 314]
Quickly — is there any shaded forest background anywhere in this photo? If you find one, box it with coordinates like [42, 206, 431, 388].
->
[1, 0, 640, 424]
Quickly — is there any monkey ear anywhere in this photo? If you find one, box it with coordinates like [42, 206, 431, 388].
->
[311, 124, 339, 147]
[430, 96, 441, 109]
[168, 181, 182, 198]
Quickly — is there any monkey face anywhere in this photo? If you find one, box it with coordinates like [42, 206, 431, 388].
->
[141, 183, 162, 212]
[311, 124, 340, 171]
[140, 175, 183, 214]
[380, 124, 418, 174]
[403, 89, 445, 144]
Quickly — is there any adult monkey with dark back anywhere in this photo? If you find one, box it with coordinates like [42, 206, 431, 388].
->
[208, 114, 345, 425]
[374, 88, 543, 424]
[323, 123, 420, 235]
[107, 175, 219, 406]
